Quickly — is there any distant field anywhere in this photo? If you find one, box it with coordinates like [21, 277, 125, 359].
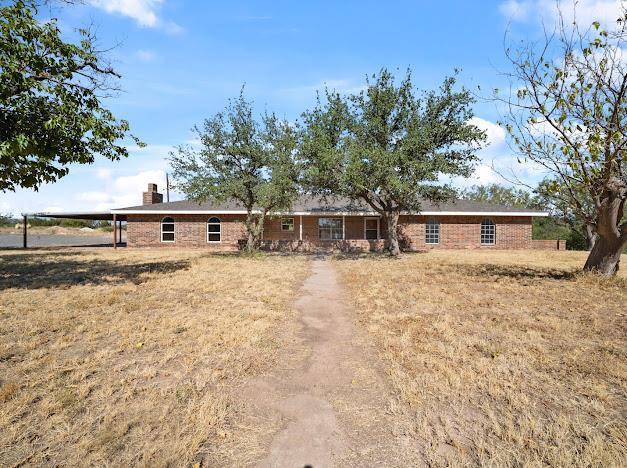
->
[334, 250, 627, 466]
[0, 249, 310, 466]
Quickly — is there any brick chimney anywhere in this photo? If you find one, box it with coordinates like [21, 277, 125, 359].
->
[142, 183, 163, 205]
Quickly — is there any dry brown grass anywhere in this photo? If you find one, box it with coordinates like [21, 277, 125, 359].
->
[334, 250, 627, 467]
[0, 249, 309, 466]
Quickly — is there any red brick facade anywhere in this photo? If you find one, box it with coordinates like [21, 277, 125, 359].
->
[126, 214, 565, 251]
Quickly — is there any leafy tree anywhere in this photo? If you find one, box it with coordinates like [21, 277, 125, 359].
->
[460, 183, 544, 209]
[498, 8, 626, 275]
[300, 69, 486, 255]
[170, 91, 299, 253]
[0, 0, 140, 191]
[536, 178, 599, 249]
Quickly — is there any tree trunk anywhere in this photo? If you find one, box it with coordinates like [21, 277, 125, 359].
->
[385, 211, 401, 256]
[583, 233, 625, 275]
[244, 212, 260, 253]
[583, 186, 626, 276]
[585, 224, 598, 251]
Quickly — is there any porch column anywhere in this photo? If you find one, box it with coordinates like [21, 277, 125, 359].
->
[299, 215, 303, 241]
[112, 213, 117, 249]
[118, 220, 122, 244]
[23, 215, 27, 249]
[342, 215, 345, 240]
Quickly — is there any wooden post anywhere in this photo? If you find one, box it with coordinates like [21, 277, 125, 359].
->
[342, 215, 345, 240]
[299, 215, 303, 241]
[23, 215, 27, 249]
[112, 214, 117, 249]
[118, 220, 122, 244]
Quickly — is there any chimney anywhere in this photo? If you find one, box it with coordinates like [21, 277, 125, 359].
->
[142, 183, 163, 205]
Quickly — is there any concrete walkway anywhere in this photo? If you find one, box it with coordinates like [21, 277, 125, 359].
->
[244, 258, 418, 467]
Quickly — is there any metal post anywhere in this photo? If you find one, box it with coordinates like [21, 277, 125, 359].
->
[112, 214, 117, 249]
[23, 215, 27, 249]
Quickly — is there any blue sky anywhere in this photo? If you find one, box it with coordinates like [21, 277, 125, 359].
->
[2, 0, 623, 215]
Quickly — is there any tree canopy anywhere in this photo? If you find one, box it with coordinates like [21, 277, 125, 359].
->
[499, 8, 626, 275]
[300, 68, 486, 255]
[169, 91, 299, 252]
[0, 0, 140, 192]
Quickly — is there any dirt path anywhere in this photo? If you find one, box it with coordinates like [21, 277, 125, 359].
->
[242, 258, 421, 467]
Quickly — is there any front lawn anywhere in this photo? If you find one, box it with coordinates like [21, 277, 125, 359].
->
[334, 250, 626, 466]
[0, 249, 310, 466]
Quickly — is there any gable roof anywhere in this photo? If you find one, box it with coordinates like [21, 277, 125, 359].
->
[111, 195, 548, 217]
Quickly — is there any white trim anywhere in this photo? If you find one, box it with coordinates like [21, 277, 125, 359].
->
[425, 219, 440, 245]
[160, 217, 175, 243]
[207, 217, 221, 243]
[111, 209, 548, 217]
[363, 216, 380, 240]
[281, 217, 295, 232]
[480, 218, 496, 245]
[318, 217, 343, 240]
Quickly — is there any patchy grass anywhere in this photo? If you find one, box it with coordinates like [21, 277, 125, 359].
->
[0, 249, 309, 466]
[334, 250, 627, 467]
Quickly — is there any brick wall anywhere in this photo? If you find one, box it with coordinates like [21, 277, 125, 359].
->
[127, 214, 246, 249]
[127, 213, 562, 251]
[398, 215, 534, 250]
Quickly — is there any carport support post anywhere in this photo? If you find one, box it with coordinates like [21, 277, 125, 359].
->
[112, 213, 117, 249]
[23, 215, 27, 249]
[118, 220, 122, 244]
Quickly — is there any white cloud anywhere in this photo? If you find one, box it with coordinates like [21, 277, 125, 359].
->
[499, 0, 624, 28]
[89, 0, 183, 33]
[95, 168, 112, 179]
[135, 49, 157, 62]
[469, 117, 506, 148]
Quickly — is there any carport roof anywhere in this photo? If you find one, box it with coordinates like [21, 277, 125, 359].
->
[27, 211, 127, 221]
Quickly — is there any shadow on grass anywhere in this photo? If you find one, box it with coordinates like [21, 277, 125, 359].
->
[0, 253, 191, 290]
[456, 263, 577, 281]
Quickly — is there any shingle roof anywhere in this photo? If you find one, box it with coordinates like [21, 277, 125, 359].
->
[111, 195, 547, 216]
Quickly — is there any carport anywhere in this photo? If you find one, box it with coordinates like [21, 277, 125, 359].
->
[22, 211, 127, 249]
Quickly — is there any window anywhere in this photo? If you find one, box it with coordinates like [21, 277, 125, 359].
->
[207, 217, 221, 242]
[161, 217, 175, 242]
[481, 219, 496, 245]
[318, 218, 343, 240]
[364, 217, 379, 240]
[425, 219, 440, 244]
[281, 217, 294, 231]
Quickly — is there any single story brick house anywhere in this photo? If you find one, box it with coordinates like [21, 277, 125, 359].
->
[108, 184, 565, 251]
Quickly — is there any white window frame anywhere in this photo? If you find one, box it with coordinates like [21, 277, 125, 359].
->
[318, 217, 343, 240]
[363, 217, 380, 240]
[281, 217, 295, 232]
[161, 217, 175, 243]
[480, 218, 496, 245]
[207, 217, 221, 243]
[425, 219, 440, 245]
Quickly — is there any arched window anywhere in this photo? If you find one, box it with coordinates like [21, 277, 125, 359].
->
[207, 217, 221, 242]
[425, 219, 440, 244]
[161, 217, 175, 242]
[480, 219, 496, 245]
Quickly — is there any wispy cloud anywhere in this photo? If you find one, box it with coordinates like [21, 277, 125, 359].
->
[499, 0, 624, 28]
[135, 49, 157, 62]
[89, 0, 183, 34]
